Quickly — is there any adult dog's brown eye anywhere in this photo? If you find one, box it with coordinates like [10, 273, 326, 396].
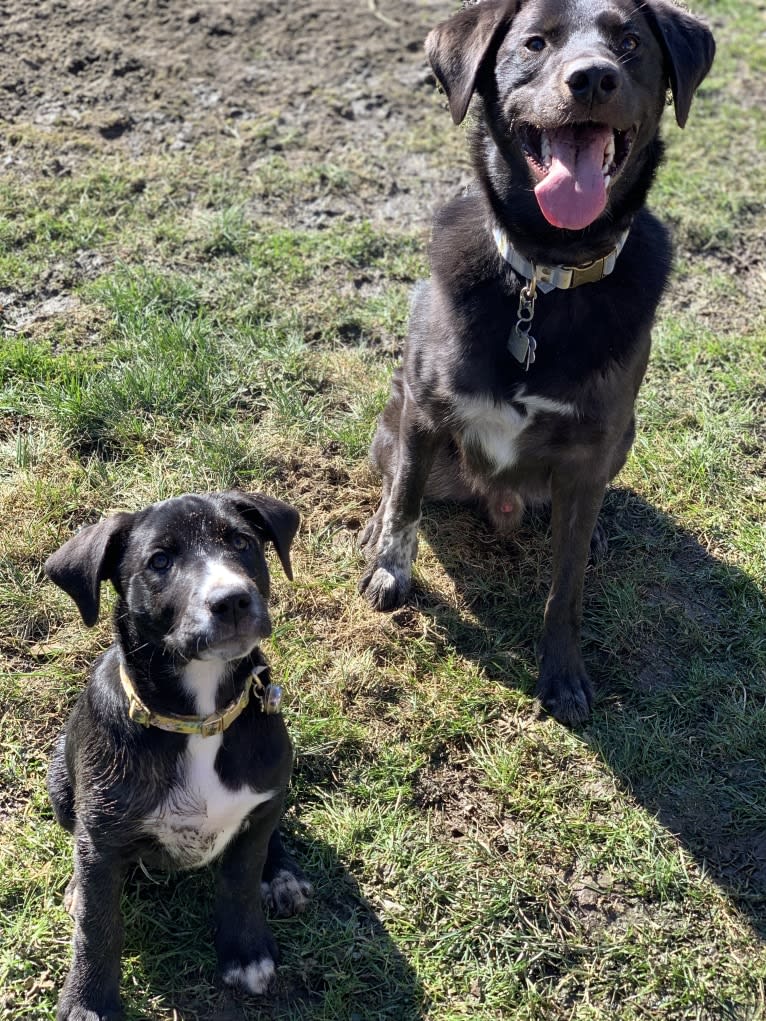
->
[149, 551, 172, 572]
[232, 534, 250, 551]
[526, 36, 546, 52]
[619, 33, 639, 53]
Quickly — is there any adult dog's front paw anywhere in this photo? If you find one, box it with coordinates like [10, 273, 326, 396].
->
[261, 867, 313, 917]
[536, 662, 593, 726]
[358, 562, 411, 610]
[358, 518, 418, 611]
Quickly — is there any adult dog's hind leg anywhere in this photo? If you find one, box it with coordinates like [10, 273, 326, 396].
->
[359, 395, 438, 611]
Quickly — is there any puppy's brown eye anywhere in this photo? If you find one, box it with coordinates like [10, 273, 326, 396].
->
[526, 36, 546, 52]
[232, 534, 250, 551]
[149, 551, 172, 572]
[619, 33, 639, 53]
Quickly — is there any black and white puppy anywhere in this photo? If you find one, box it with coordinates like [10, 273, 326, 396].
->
[45, 490, 311, 1021]
[360, 0, 714, 725]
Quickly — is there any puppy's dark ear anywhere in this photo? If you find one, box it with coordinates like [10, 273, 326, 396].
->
[425, 0, 518, 125]
[224, 491, 300, 581]
[643, 0, 715, 128]
[45, 514, 131, 627]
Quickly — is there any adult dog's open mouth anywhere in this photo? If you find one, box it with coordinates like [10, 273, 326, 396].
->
[518, 122, 636, 230]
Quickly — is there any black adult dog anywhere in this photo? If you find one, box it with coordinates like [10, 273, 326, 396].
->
[45, 491, 311, 1020]
[360, 0, 714, 724]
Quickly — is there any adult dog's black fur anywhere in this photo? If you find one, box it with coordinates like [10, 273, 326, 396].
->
[45, 491, 311, 1021]
[360, 0, 714, 724]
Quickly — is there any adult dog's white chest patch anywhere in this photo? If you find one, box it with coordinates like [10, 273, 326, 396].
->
[145, 661, 276, 869]
[454, 391, 577, 472]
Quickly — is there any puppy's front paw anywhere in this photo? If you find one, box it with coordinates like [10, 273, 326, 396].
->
[222, 956, 277, 996]
[261, 867, 313, 917]
[359, 562, 411, 611]
[219, 925, 278, 998]
[536, 663, 593, 726]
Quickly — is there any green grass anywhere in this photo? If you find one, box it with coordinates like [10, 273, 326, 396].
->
[1, 2, 765, 1020]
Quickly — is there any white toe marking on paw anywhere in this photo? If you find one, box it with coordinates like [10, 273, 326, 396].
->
[223, 957, 275, 995]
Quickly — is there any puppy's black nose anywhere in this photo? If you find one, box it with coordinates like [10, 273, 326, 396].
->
[565, 60, 620, 105]
[207, 586, 253, 623]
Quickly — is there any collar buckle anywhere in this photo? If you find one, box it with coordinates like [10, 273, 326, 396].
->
[568, 257, 611, 287]
[200, 713, 226, 738]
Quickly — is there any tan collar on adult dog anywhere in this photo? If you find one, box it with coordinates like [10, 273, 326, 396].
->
[119, 662, 281, 737]
[492, 224, 631, 293]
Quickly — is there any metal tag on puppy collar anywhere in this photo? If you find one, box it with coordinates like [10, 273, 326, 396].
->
[264, 684, 282, 715]
[509, 281, 538, 370]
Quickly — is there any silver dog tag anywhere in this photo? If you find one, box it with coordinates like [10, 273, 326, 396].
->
[510, 281, 538, 370]
[508, 326, 537, 368]
[264, 684, 283, 715]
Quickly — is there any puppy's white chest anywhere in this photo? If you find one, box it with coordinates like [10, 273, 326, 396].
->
[455, 392, 577, 472]
[147, 735, 275, 868]
[145, 661, 276, 869]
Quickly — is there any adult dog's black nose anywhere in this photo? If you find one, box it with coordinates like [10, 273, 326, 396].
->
[565, 59, 620, 105]
[207, 586, 253, 624]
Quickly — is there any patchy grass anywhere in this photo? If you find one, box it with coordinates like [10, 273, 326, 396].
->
[1, 2, 765, 1020]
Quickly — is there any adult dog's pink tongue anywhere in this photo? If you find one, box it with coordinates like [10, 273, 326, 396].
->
[534, 126, 611, 230]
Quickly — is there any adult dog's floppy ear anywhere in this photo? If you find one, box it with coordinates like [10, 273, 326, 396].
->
[224, 491, 300, 581]
[643, 0, 715, 128]
[425, 0, 518, 126]
[45, 514, 131, 627]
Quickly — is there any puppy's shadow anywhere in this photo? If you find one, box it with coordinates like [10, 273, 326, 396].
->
[415, 487, 766, 936]
[121, 824, 424, 1020]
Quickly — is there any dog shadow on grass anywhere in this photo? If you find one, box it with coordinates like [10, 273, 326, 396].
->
[116, 824, 424, 1021]
[415, 486, 766, 937]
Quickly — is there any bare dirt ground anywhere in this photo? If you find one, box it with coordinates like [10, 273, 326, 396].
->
[3, 0, 764, 335]
[1, 0, 461, 226]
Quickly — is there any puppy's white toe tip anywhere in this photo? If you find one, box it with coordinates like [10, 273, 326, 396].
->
[223, 957, 275, 995]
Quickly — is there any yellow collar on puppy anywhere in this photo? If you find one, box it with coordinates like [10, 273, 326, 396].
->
[118, 663, 281, 737]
